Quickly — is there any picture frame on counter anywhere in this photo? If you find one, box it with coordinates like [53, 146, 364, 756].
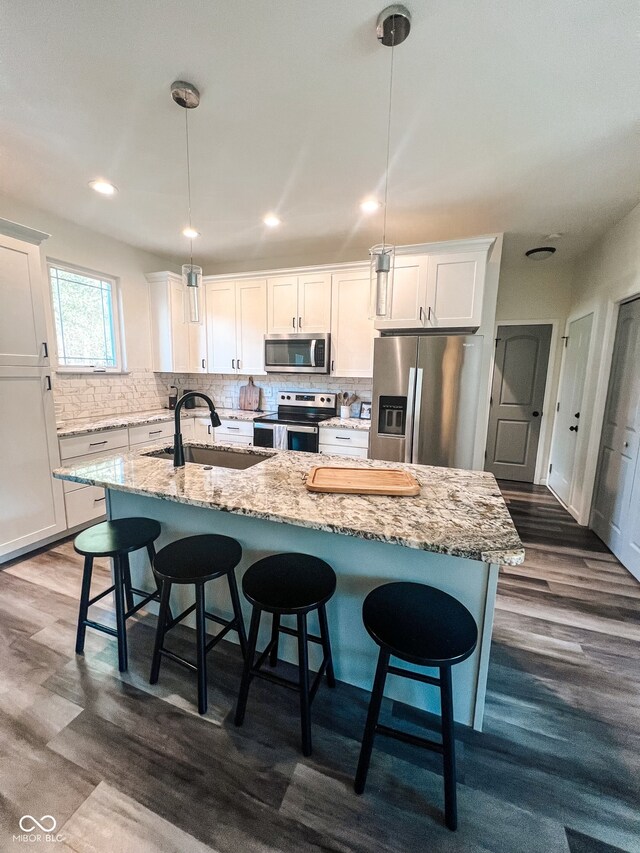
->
[359, 401, 372, 420]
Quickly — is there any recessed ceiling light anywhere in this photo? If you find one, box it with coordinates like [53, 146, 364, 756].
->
[182, 227, 200, 239]
[89, 179, 117, 196]
[525, 246, 557, 260]
[263, 213, 281, 228]
[360, 198, 381, 214]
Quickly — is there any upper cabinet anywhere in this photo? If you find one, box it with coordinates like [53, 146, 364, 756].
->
[0, 233, 50, 367]
[147, 272, 190, 373]
[205, 278, 267, 375]
[374, 239, 493, 332]
[330, 268, 375, 378]
[267, 273, 331, 334]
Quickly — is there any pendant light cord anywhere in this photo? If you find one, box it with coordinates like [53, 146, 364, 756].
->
[185, 107, 193, 267]
[381, 23, 396, 251]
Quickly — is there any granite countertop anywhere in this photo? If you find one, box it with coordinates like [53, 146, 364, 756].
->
[57, 407, 268, 437]
[320, 417, 370, 431]
[53, 443, 524, 566]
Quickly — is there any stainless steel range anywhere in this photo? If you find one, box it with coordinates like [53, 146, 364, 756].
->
[253, 391, 337, 453]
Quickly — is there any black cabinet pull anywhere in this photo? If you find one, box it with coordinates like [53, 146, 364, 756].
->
[532, 411, 540, 417]
[201, 358, 205, 369]
[89, 440, 108, 447]
[43, 341, 49, 358]
[419, 306, 424, 323]
[232, 358, 236, 369]
[569, 425, 578, 432]
[298, 316, 302, 329]
[45, 375, 52, 391]
[574, 412, 580, 419]
[292, 317, 296, 329]
[149, 430, 162, 435]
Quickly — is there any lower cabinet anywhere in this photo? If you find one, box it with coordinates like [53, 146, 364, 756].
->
[319, 427, 369, 458]
[214, 419, 253, 446]
[64, 483, 108, 529]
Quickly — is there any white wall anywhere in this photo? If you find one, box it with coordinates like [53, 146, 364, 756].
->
[564, 201, 640, 524]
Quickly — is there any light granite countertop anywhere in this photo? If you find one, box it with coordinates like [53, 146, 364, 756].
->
[320, 417, 370, 431]
[53, 442, 524, 566]
[56, 407, 269, 437]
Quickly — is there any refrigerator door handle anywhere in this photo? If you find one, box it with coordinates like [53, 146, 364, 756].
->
[411, 368, 423, 463]
[404, 367, 416, 463]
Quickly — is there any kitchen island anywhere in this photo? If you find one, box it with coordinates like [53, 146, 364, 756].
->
[54, 443, 524, 730]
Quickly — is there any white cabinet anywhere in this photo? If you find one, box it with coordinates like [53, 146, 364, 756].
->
[0, 234, 50, 368]
[267, 273, 331, 333]
[330, 269, 375, 377]
[147, 272, 190, 373]
[194, 416, 215, 444]
[375, 255, 428, 331]
[205, 278, 267, 375]
[319, 426, 369, 458]
[214, 418, 253, 446]
[188, 288, 208, 373]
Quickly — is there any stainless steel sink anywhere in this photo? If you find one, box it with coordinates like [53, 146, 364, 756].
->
[142, 446, 267, 470]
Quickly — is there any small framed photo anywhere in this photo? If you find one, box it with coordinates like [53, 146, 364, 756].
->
[359, 401, 372, 420]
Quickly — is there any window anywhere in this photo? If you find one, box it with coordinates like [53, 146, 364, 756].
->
[48, 263, 123, 371]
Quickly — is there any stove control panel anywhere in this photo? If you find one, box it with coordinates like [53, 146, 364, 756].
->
[278, 392, 336, 409]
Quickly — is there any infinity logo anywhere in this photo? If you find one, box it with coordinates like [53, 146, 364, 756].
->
[19, 815, 57, 833]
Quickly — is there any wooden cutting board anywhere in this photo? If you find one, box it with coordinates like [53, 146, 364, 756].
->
[306, 466, 420, 496]
[238, 377, 260, 411]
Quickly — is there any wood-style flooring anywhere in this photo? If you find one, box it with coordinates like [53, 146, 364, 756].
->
[0, 482, 638, 852]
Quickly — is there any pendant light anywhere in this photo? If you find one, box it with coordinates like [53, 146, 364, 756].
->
[369, 5, 411, 318]
[171, 80, 202, 323]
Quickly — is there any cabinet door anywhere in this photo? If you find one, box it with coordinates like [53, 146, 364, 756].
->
[331, 270, 375, 377]
[194, 417, 215, 444]
[298, 273, 331, 333]
[267, 275, 298, 333]
[188, 288, 207, 372]
[0, 366, 65, 560]
[205, 280, 238, 374]
[236, 279, 267, 374]
[374, 255, 428, 331]
[0, 235, 49, 367]
[169, 278, 190, 372]
[426, 250, 486, 328]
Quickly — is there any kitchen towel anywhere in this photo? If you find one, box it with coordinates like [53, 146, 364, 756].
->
[274, 425, 288, 450]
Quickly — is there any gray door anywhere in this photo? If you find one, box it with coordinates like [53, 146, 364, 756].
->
[485, 324, 552, 482]
[591, 297, 640, 579]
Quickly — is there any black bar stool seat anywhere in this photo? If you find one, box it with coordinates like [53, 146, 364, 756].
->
[354, 582, 478, 831]
[74, 517, 162, 673]
[234, 553, 337, 756]
[149, 534, 247, 715]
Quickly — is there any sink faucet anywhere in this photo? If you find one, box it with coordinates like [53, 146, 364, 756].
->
[174, 392, 221, 467]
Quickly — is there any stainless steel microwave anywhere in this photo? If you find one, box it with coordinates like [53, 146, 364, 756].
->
[264, 333, 330, 374]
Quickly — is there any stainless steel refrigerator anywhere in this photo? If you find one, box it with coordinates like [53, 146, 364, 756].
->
[369, 335, 483, 468]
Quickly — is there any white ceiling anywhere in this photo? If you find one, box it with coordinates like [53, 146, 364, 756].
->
[1, 1, 638, 271]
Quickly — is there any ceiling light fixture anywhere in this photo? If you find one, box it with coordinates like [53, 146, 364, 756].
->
[525, 246, 557, 260]
[172, 79, 202, 323]
[369, 5, 411, 318]
[360, 198, 381, 214]
[89, 179, 117, 195]
[263, 213, 281, 228]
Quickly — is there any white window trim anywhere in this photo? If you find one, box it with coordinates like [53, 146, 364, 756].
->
[47, 259, 127, 374]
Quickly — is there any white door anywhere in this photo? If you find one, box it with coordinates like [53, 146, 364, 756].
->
[426, 250, 486, 328]
[169, 277, 189, 373]
[331, 270, 375, 377]
[0, 367, 65, 560]
[591, 297, 640, 578]
[0, 234, 49, 367]
[549, 313, 593, 506]
[298, 273, 331, 333]
[205, 280, 238, 373]
[267, 275, 298, 333]
[236, 279, 267, 374]
[375, 255, 428, 331]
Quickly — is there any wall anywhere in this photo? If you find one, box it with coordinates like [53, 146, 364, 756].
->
[562, 201, 640, 524]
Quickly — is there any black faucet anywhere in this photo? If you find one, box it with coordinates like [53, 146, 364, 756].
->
[173, 392, 221, 467]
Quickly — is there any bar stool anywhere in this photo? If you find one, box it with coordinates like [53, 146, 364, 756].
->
[74, 517, 162, 672]
[149, 534, 247, 715]
[234, 553, 336, 756]
[354, 582, 478, 831]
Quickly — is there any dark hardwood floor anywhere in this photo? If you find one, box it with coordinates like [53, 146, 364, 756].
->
[0, 483, 638, 852]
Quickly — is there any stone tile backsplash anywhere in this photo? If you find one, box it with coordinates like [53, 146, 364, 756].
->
[54, 369, 372, 422]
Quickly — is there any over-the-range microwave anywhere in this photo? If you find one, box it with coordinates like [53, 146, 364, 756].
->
[264, 333, 330, 374]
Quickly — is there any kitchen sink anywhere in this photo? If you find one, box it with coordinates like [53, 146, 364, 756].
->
[142, 446, 267, 470]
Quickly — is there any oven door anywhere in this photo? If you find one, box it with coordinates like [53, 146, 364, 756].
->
[264, 334, 329, 374]
[287, 425, 319, 453]
[253, 423, 274, 448]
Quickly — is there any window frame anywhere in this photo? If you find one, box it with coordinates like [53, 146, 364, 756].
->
[47, 260, 126, 374]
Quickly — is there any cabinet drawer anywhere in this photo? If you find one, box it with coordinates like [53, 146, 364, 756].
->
[129, 420, 174, 446]
[217, 419, 253, 438]
[215, 433, 252, 446]
[65, 485, 107, 529]
[319, 427, 369, 449]
[59, 427, 128, 460]
[63, 446, 126, 494]
[319, 444, 368, 459]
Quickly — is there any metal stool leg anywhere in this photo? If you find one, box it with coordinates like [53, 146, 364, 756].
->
[440, 665, 458, 831]
[234, 606, 261, 726]
[227, 568, 248, 658]
[121, 552, 134, 612]
[297, 613, 312, 756]
[149, 580, 172, 684]
[317, 604, 336, 687]
[354, 647, 390, 794]
[269, 613, 280, 667]
[75, 555, 94, 655]
[112, 555, 128, 672]
[195, 584, 208, 714]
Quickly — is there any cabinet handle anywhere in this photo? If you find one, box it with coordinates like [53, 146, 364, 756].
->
[419, 306, 424, 324]
[335, 436, 351, 441]
[292, 316, 296, 330]
[43, 341, 49, 358]
[298, 316, 302, 329]
[201, 358, 205, 369]
[89, 440, 108, 447]
[207, 425, 211, 435]
[94, 497, 106, 503]
[45, 375, 52, 391]
[569, 425, 578, 432]
[331, 359, 335, 372]
[428, 306, 434, 325]
[149, 430, 162, 435]
[232, 358, 236, 369]
[227, 426, 240, 431]
[237, 358, 242, 369]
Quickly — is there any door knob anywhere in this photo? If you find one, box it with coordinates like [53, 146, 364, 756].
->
[569, 425, 578, 432]
[532, 411, 540, 417]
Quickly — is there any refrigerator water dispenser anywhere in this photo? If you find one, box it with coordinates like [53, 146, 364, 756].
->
[378, 396, 407, 436]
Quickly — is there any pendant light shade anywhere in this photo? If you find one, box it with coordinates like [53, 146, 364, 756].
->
[369, 244, 394, 317]
[183, 263, 202, 323]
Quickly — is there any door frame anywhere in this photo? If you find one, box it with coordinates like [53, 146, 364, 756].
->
[486, 318, 560, 485]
